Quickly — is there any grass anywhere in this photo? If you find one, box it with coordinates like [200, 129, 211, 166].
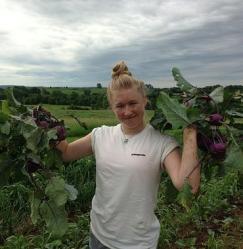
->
[41, 104, 154, 137]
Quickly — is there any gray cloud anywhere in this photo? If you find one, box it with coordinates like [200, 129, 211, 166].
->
[0, 0, 242, 87]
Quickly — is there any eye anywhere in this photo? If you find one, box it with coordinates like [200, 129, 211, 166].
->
[129, 101, 137, 106]
[115, 104, 124, 109]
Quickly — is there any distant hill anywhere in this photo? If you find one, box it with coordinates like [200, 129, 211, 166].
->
[0, 85, 14, 89]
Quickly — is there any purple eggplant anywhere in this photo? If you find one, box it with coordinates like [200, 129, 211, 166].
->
[208, 113, 224, 125]
[36, 120, 49, 129]
[209, 142, 226, 160]
[55, 126, 67, 141]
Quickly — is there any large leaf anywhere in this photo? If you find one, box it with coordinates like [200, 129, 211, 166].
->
[43, 149, 63, 170]
[224, 145, 243, 173]
[209, 86, 224, 103]
[65, 184, 78, 201]
[172, 67, 197, 94]
[25, 127, 44, 153]
[40, 200, 68, 237]
[45, 176, 68, 207]
[186, 107, 201, 123]
[157, 92, 190, 129]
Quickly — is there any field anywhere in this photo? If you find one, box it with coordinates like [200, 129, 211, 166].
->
[40, 104, 154, 140]
[0, 100, 243, 249]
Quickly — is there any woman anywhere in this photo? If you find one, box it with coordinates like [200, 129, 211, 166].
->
[57, 61, 200, 249]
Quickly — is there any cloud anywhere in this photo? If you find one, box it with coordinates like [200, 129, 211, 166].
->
[0, 0, 242, 87]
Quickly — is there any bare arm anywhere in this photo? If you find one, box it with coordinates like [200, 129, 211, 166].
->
[163, 126, 200, 193]
[56, 133, 93, 162]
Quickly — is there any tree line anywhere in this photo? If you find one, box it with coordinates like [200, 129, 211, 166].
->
[0, 84, 242, 110]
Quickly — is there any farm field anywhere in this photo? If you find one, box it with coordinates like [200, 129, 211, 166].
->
[40, 104, 155, 140]
[0, 87, 243, 248]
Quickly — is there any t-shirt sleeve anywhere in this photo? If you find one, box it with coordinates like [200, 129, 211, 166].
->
[91, 128, 96, 153]
[91, 126, 106, 153]
[160, 135, 180, 167]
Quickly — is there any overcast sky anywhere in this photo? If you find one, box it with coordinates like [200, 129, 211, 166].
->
[0, 0, 242, 88]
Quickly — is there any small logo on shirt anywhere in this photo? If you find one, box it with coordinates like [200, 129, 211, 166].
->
[131, 153, 146, 156]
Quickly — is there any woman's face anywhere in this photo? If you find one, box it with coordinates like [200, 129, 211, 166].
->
[111, 87, 147, 132]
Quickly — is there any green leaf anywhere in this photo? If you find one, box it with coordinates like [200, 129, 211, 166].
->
[5, 87, 30, 113]
[43, 149, 63, 170]
[30, 192, 41, 224]
[186, 107, 201, 123]
[40, 200, 68, 237]
[209, 86, 224, 103]
[0, 153, 11, 186]
[45, 176, 68, 207]
[224, 145, 243, 173]
[157, 91, 190, 129]
[164, 178, 179, 204]
[47, 129, 58, 140]
[65, 184, 78, 201]
[1, 100, 10, 114]
[226, 110, 243, 118]
[19, 119, 37, 137]
[172, 67, 197, 94]
[24, 127, 45, 153]
[0, 112, 9, 123]
[0, 121, 10, 135]
[176, 180, 194, 212]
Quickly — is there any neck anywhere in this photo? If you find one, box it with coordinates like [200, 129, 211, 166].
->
[121, 122, 146, 135]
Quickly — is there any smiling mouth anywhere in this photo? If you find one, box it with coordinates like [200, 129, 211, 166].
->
[124, 115, 136, 120]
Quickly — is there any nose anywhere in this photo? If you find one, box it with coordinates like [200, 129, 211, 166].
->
[123, 105, 133, 116]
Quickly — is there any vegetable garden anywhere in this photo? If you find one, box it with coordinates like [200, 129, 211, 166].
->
[0, 69, 242, 248]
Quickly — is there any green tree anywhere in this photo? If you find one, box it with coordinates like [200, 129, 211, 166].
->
[97, 83, 102, 88]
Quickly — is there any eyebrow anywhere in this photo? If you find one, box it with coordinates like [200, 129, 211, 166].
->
[115, 100, 137, 105]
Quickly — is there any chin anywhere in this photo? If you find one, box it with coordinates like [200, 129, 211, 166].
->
[123, 119, 141, 128]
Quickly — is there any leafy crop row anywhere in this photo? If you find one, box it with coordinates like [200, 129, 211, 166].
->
[0, 90, 79, 237]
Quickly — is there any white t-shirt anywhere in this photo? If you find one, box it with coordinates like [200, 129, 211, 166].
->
[90, 124, 179, 249]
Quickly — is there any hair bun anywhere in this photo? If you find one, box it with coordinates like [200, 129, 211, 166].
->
[112, 61, 132, 79]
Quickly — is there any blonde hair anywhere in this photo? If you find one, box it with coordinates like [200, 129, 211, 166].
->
[107, 61, 147, 103]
